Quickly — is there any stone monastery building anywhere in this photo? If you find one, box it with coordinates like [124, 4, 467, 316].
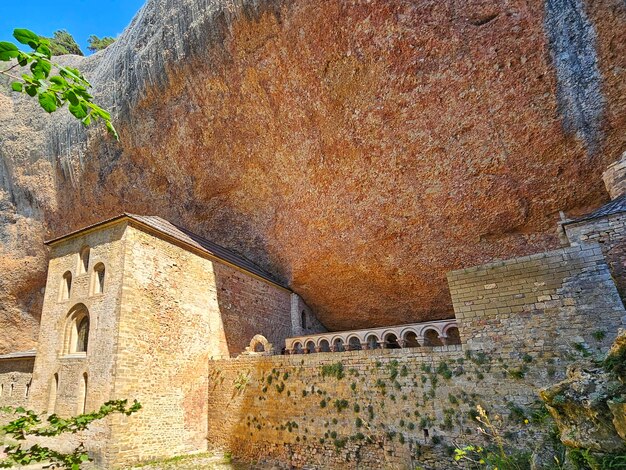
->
[2, 157, 626, 468]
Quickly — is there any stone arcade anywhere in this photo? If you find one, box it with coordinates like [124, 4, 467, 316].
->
[2, 156, 626, 467]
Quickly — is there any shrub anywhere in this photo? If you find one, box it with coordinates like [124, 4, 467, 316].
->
[321, 362, 345, 380]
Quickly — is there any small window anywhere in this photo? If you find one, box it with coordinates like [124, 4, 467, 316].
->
[78, 246, 90, 274]
[301, 310, 307, 330]
[92, 263, 105, 295]
[60, 271, 72, 301]
[25, 380, 31, 398]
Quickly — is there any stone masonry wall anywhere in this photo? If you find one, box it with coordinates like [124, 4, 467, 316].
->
[206, 343, 588, 470]
[0, 357, 34, 409]
[105, 224, 294, 466]
[214, 262, 293, 356]
[564, 212, 626, 305]
[28, 222, 128, 417]
[204, 243, 626, 469]
[447, 243, 625, 355]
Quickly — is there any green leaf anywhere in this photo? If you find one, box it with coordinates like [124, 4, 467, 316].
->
[106, 120, 119, 140]
[25, 85, 37, 97]
[13, 29, 40, 48]
[35, 43, 51, 59]
[66, 90, 79, 106]
[11, 82, 23, 92]
[38, 92, 57, 113]
[0, 42, 19, 61]
[30, 59, 51, 80]
[17, 52, 29, 66]
[50, 76, 67, 87]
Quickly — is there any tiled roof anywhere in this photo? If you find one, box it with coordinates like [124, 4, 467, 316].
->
[564, 193, 626, 226]
[0, 349, 36, 360]
[45, 214, 286, 288]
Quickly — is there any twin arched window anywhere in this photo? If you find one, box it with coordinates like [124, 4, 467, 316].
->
[64, 304, 90, 355]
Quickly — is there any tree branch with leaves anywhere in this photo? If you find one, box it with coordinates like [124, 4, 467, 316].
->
[0, 29, 118, 140]
[0, 399, 141, 469]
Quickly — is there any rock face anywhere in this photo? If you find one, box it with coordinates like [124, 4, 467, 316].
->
[1, 0, 626, 353]
[540, 329, 626, 453]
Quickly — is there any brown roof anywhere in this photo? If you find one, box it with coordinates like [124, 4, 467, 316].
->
[45, 213, 287, 289]
[563, 193, 626, 226]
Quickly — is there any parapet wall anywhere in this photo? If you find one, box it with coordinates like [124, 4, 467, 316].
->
[448, 243, 625, 354]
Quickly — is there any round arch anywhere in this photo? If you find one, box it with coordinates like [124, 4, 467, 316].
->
[63, 303, 90, 355]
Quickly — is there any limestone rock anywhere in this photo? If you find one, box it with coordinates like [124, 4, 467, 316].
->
[540, 330, 626, 453]
[1, 0, 626, 351]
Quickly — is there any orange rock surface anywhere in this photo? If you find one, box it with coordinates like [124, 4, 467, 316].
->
[1, 0, 625, 352]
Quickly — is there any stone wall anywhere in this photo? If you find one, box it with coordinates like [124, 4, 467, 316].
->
[447, 243, 625, 355]
[105, 224, 294, 466]
[203, 243, 626, 469]
[0, 357, 34, 409]
[205, 344, 568, 470]
[564, 212, 626, 304]
[28, 222, 128, 418]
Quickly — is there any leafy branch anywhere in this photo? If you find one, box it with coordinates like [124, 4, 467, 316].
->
[0, 399, 141, 469]
[0, 28, 118, 140]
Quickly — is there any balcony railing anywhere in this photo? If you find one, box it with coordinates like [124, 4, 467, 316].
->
[285, 319, 460, 354]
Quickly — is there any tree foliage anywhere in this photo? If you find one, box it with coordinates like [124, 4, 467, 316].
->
[0, 399, 141, 469]
[87, 35, 115, 53]
[46, 30, 83, 56]
[0, 29, 118, 139]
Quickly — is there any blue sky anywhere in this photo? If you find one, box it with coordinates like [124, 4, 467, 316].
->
[0, 0, 145, 54]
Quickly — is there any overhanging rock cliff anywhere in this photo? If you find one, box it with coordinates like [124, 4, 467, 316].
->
[1, 0, 626, 353]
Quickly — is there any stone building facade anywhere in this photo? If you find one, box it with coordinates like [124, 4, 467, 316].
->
[2, 154, 626, 468]
[6, 214, 321, 467]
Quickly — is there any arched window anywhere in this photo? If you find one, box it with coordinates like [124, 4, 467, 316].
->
[48, 374, 58, 414]
[76, 317, 90, 353]
[92, 263, 105, 295]
[64, 304, 90, 355]
[25, 380, 31, 398]
[404, 331, 420, 348]
[77, 373, 88, 415]
[445, 327, 461, 345]
[301, 310, 307, 330]
[333, 338, 344, 352]
[384, 333, 401, 349]
[78, 246, 90, 274]
[8, 383, 13, 397]
[348, 337, 362, 351]
[366, 334, 380, 350]
[423, 329, 443, 347]
[60, 271, 72, 301]
[319, 339, 331, 352]
[292, 342, 303, 354]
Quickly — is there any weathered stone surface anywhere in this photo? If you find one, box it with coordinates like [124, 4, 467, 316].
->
[1, 0, 626, 351]
[540, 330, 626, 454]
